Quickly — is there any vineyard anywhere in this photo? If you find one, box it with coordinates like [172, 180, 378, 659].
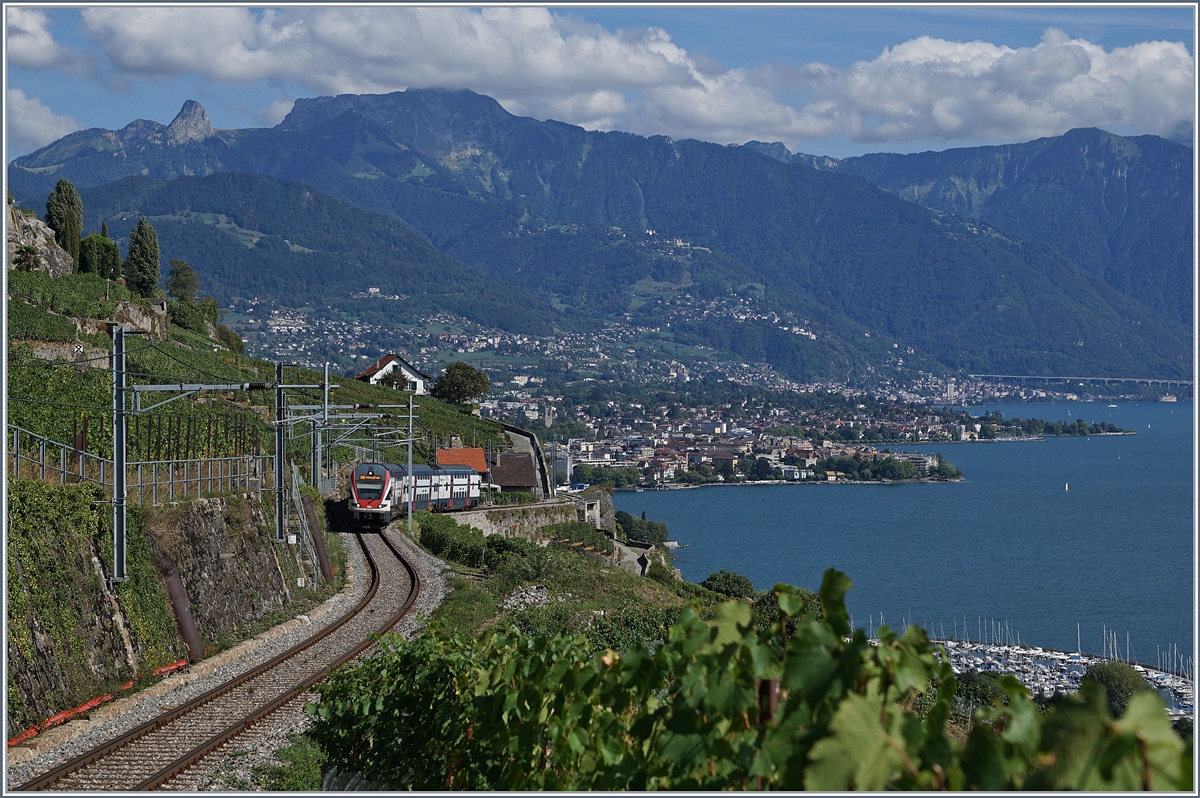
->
[7, 272, 506, 485]
[310, 570, 1191, 791]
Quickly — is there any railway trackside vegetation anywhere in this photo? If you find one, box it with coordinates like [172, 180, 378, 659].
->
[307, 569, 1190, 790]
[6, 480, 182, 730]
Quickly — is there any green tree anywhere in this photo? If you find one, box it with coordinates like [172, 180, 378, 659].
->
[933, 460, 961, 479]
[752, 457, 775, 480]
[1082, 661, 1154, 718]
[124, 217, 161, 297]
[431, 361, 491, 405]
[44, 178, 83, 269]
[78, 234, 122, 280]
[100, 221, 109, 239]
[700, 569, 756, 598]
[165, 259, 201, 303]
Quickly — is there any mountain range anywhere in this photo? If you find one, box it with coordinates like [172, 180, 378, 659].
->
[743, 129, 1193, 327]
[9, 91, 1192, 381]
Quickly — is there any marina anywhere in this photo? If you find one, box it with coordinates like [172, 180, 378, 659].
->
[921, 638, 1195, 716]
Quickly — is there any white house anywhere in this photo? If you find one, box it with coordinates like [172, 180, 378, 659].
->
[354, 354, 431, 395]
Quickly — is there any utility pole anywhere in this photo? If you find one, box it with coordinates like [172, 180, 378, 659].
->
[407, 392, 414, 536]
[275, 362, 285, 542]
[110, 323, 128, 582]
[322, 362, 330, 491]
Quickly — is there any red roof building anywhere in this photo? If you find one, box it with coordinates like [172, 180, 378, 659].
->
[436, 447, 488, 474]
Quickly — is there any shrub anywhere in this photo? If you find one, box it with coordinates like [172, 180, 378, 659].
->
[615, 510, 670, 544]
[646, 559, 675, 584]
[309, 570, 1189, 791]
[168, 301, 208, 335]
[1082, 661, 1154, 718]
[700, 569, 756, 598]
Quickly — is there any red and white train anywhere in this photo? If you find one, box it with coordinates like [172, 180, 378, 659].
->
[348, 462, 482, 525]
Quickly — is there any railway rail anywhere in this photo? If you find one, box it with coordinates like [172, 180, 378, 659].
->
[12, 531, 418, 792]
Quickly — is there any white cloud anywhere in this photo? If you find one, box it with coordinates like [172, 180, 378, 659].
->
[60, 9, 1196, 148]
[784, 29, 1195, 144]
[6, 8, 66, 69]
[6, 89, 81, 152]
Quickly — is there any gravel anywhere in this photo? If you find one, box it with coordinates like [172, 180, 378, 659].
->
[6, 533, 367, 791]
[7, 526, 454, 793]
[179, 526, 452, 791]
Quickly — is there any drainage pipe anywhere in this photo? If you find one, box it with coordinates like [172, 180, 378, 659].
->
[155, 550, 204, 663]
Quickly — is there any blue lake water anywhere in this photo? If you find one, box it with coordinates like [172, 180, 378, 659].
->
[614, 402, 1194, 666]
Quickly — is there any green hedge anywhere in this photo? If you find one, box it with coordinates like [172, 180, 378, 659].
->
[417, 511, 486, 568]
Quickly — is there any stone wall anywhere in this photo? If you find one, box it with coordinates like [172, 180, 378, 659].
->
[146, 496, 293, 650]
[6, 481, 182, 732]
[451, 490, 616, 540]
[452, 500, 579, 539]
[5, 484, 318, 733]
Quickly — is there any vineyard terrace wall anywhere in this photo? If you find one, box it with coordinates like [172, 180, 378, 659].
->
[449, 490, 616, 540]
[5, 483, 322, 733]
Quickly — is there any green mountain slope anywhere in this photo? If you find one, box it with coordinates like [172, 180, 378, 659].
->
[12, 92, 1191, 380]
[746, 129, 1193, 327]
[76, 173, 552, 335]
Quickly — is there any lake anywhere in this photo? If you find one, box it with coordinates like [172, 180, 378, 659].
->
[613, 401, 1194, 667]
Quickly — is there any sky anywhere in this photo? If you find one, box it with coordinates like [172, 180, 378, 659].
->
[5, 4, 1196, 160]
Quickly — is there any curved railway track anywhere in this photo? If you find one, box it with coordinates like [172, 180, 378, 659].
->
[13, 531, 418, 792]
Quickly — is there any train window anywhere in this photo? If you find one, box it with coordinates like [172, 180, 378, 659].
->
[356, 484, 383, 500]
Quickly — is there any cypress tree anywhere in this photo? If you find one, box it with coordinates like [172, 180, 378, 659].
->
[79, 234, 122, 280]
[124, 217, 161, 296]
[101, 221, 109, 238]
[45, 178, 83, 270]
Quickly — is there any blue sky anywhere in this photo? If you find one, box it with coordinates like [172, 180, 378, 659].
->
[6, 5, 1195, 159]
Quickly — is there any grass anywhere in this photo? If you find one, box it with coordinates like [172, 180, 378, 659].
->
[252, 733, 326, 790]
[425, 530, 719, 643]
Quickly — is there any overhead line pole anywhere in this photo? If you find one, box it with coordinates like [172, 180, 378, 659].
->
[275, 362, 285, 543]
[408, 392, 414, 536]
[110, 323, 128, 583]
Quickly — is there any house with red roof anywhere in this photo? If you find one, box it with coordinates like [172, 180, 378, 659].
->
[436, 447, 488, 475]
[355, 354, 431, 395]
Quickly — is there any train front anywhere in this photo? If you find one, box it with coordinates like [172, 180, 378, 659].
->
[348, 463, 393, 526]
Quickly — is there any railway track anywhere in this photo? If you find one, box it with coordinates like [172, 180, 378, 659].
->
[12, 531, 418, 792]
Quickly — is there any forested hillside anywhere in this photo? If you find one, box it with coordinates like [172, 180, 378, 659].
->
[11, 91, 1191, 380]
[75, 173, 553, 335]
[747, 129, 1194, 327]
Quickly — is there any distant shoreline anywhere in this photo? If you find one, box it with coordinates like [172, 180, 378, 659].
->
[614, 476, 964, 492]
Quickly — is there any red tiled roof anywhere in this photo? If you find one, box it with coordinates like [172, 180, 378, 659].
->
[436, 447, 487, 473]
[355, 354, 399, 381]
[354, 354, 431, 382]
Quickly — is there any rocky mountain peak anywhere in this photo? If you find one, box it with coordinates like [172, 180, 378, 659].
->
[167, 100, 214, 145]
